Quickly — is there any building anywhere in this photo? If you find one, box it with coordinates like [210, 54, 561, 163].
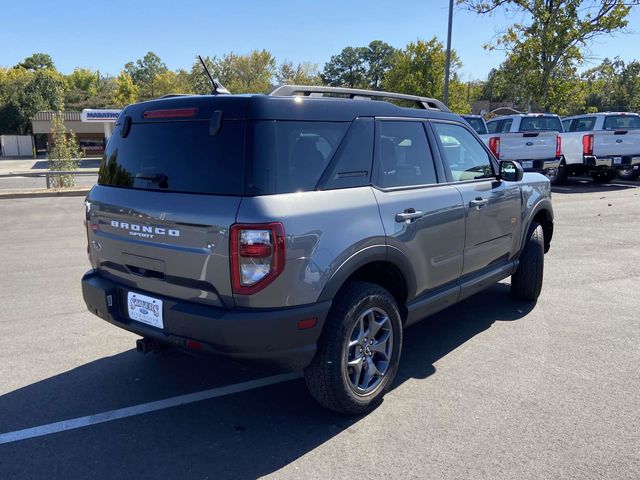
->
[31, 109, 120, 156]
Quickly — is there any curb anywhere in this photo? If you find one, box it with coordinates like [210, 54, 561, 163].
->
[0, 188, 90, 199]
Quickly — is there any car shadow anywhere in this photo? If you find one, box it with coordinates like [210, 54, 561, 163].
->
[551, 176, 639, 194]
[0, 282, 535, 479]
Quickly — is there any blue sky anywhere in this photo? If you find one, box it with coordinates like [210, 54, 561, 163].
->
[1, 0, 639, 80]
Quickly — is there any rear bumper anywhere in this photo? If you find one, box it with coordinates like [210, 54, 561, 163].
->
[81, 270, 331, 370]
[583, 155, 640, 169]
[508, 157, 561, 172]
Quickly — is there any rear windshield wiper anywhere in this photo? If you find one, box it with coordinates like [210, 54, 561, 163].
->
[135, 172, 169, 189]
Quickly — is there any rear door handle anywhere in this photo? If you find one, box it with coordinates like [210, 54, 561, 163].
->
[469, 198, 489, 208]
[395, 209, 424, 223]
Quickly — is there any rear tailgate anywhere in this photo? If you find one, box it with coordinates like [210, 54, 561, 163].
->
[496, 132, 558, 161]
[86, 98, 247, 309]
[593, 130, 640, 157]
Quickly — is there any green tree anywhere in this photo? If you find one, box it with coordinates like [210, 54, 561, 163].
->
[362, 41, 397, 89]
[19, 53, 55, 71]
[0, 66, 64, 134]
[112, 72, 139, 107]
[48, 112, 82, 188]
[321, 46, 367, 88]
[383, 37, 469, 112]
[64, 68, 100, 110]
[275, 61, 320, 86]
[124, 52, 168, 99]
[460, 0, 639, 111]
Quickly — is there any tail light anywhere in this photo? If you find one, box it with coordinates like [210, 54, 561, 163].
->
[556, 134, 562, 157]
[582, 134, 594, 156]
[230, 223, 286, 295]
[489, 137, 500, 158]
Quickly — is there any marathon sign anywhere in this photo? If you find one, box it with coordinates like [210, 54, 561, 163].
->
[81, 109, 121, 123]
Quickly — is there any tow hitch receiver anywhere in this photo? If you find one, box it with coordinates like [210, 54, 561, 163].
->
[136, 337, 166, 354]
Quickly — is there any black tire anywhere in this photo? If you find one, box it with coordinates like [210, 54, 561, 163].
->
[511, 222, 544, 301]
[617, 166, 639, 181]
[546, 160, 567, 185]
[304, 281, 402, 415]
[590, 171, 617, 183]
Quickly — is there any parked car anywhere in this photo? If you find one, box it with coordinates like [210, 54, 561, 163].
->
[559, 112, 640, 182]
[82, 85, 554, 414]
[484, 114, 563, 180]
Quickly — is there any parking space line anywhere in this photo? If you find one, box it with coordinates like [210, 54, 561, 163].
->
[0, 372, 302, 446]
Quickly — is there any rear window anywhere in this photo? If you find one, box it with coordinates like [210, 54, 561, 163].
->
[99, 120, 245, 195]
[247, 121, 349, 194]
[519, 116, 562, 132]
[463, 117, 487, 135]
[603, 115, 640, 130]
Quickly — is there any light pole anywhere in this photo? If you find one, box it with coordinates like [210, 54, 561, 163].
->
[443, 0, 454, 106]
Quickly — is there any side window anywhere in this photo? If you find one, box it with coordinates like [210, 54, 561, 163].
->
[486, 120, 499, 134]
[562, 119, 573, 132]
[432, 122, 495, 182]
[321, 118, 374, 190]
[377, 121, 437, 188]
[500, 119, 513, 133]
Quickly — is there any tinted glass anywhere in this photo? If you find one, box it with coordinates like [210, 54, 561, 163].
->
[519, 116, 562, 132]
[377, 121, 437, 188]
[321, 118, 374, 190]
[248, 121, 349, 194]
[463, 117, 487, 135]
[486, 120, 499, 134]
[571, 117, 596, 132]
[99, 120, 245, 195]
[433, 122, 495, 181]
[500, 119, 513, 133]
[603, 115, 640, 130]
[562, 119, 572, 131]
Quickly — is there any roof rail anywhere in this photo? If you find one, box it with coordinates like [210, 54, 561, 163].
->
[270, 85, 451, 112]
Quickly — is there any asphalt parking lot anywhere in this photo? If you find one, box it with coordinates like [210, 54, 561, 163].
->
[0, 178, 639, 479]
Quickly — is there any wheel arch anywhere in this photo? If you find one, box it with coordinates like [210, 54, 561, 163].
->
[317, 245, 417, 323]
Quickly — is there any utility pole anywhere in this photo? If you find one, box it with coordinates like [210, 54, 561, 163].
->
[443, 0, 454, 106]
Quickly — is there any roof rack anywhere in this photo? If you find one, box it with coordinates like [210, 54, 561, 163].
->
[270, 85, 451, 112]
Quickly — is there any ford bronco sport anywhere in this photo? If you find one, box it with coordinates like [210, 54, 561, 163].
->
[82, 85, 554, 414]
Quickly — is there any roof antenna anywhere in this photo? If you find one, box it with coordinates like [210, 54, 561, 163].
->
[198, 55, 230, 95]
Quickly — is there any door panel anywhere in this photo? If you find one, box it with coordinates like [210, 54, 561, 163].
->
[455, 180, 522, 275]
[430, 121, 522, 277]
[374, 187, 465, 297]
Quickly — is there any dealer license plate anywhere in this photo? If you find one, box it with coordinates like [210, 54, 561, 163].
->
[127, 292, 164, 329]
[613, 157, 622, 165]
[521, 161, 533, 169]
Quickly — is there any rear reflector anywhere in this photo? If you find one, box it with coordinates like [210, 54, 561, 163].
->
[297, 318, 317, 330]
[143, 108, 198, 119]
[185, 339, 202, 350]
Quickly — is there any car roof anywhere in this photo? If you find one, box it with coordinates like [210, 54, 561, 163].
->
[120, 94, 463, 123]
[563, 112, 640, 120]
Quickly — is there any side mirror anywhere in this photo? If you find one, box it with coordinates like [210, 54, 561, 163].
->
[499, 160, 524, 182]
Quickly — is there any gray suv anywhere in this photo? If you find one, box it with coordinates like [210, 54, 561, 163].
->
[82, 85, 554, 414]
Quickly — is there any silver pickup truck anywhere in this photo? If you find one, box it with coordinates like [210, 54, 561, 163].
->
[481, 114, 562, 181]
[559, 112, 640, 183]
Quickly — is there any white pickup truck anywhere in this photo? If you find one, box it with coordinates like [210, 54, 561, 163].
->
[559, 112, 640, 183]
[483, 114, 562, 180]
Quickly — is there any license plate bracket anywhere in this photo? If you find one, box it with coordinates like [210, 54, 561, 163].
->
[521, 160, 533, 169]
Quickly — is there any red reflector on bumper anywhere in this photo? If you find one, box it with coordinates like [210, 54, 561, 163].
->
[185, 339, 202, 350]
[297, 318, 317, 330]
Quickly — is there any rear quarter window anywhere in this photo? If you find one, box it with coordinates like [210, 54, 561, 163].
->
[247, 121, 349, 194]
